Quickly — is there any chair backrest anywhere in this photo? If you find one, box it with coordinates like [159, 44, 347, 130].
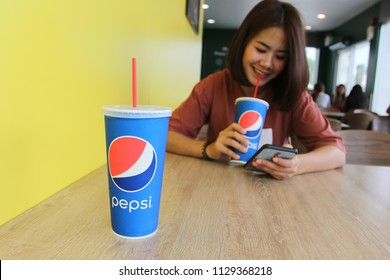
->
[343, 111, 377, 130]
[327, 118, 342, 131]
[337, 130, 390, 166]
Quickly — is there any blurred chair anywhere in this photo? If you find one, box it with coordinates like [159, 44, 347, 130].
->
[337, 130, 390, 166]
[343, 111, 377, 130]
[327, 118, 342, 131]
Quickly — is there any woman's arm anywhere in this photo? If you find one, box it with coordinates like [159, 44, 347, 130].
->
[295, 145, 345, 174]
[166, 131, 204, 159]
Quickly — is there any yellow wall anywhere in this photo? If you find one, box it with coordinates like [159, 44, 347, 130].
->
[0, 0, 203, 225]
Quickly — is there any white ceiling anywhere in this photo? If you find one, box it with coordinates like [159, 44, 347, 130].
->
[203, 0, 380, 31]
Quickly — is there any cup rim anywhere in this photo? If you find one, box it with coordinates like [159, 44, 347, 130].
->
[235, 97, 269, 108]
[103, 105, 172, 118]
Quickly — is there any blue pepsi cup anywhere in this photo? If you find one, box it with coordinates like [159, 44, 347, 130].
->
[232, 97, 269, 164]
[103, 105, 171, 238]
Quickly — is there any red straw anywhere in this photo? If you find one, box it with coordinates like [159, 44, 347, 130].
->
[253, 75, 261, 98]
[132, 58, 137, 107]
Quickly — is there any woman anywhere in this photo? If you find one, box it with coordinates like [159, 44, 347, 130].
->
[312, 81, 331, 109]
[167, 0, 345, 180]
[331, 84, 346, 110]
[343, 84, 368, 112]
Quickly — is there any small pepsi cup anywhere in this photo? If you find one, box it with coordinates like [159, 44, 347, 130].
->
[231, 97, 269, 164]
[103, 105, 171, 238]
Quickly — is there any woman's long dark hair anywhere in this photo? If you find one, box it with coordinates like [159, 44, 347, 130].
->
[227, 0, 309, 111]
[344, 84, 368, 112]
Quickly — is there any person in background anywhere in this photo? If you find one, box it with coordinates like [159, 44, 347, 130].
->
[331, 84, 346, 111]
[343, 84, 368, 112]
[167, 0, 345, 180]
[312, 82, 331, 109]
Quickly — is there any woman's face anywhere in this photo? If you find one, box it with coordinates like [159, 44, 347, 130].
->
[242, 27, 288, 87]
[337, 86, 345, 95]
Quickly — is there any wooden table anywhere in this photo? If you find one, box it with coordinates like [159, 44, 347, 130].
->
[1, 153, 390, 260]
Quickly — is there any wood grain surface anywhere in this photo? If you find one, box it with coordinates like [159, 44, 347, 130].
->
[1, 153, 389, 259]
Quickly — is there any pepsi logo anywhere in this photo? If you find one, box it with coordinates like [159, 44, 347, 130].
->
[108, 136, 157, 192]
[238, 110, 263, 138]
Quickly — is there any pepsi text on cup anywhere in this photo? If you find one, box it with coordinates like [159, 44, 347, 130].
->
[111, 195, 153, 213]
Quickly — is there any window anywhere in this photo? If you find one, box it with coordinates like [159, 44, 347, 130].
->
[334, 41, 370, 95]
[372, 20, 390, 115]
[305, 47, 320, 90]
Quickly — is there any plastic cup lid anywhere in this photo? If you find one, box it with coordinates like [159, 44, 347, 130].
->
[235, 97, 269, 108]
[102, 105, 172, 119]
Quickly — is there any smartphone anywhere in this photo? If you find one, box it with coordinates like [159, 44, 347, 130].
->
[243, 144, 298, 172]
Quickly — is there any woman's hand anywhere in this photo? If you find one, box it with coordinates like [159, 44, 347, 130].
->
[251, 155, 301, 180]
[206, 123, 249, 160]
[250, 145, 345, 180]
